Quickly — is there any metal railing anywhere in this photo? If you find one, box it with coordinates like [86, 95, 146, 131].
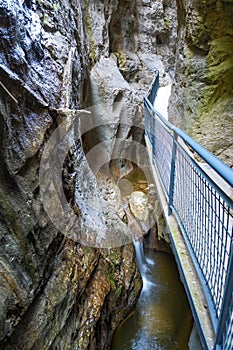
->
[144, 71, 233, 350]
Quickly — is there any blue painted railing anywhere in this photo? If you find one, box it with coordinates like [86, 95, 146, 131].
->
[144, 71, 233, 350]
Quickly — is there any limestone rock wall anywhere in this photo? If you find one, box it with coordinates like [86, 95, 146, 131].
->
[0, 0, 142, 349]
[81, 0, 178, 190]
[3, 0, 226, 347]
[169, 0, 233, 166]
[85, 0, 177, 89]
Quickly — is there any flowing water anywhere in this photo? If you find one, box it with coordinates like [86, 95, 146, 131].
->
[153, 84, 171, 120]
[111, 240, 193, 350]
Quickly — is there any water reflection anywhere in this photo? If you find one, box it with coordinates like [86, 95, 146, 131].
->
[111, 247, 193, 350]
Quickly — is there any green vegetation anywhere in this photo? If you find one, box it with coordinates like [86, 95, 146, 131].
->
[115, 286, 122, 298]
[164, 18, 170, 30]
[107, 265, 117, 290]
[185, 0, 233, 162]
[105, 248, 123, 297]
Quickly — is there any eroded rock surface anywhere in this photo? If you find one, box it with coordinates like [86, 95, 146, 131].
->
[87, 0, 177, 89]
[1, 0, 230, 348]
[169, 0, 233, 166]
[0, 0, 144, 348]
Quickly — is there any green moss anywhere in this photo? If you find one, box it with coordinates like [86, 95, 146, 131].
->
[115, 286, 122, 298]
[110, 279, 117, 290]
[209, 58, 233, 84]
[191, 3, 233, 120]
[107, 265, 117, 290]
[105, 249, 122, 294]
[209, 37, 233, 62]
[198, 49, 233, 117]
[207, 37, 233, 94]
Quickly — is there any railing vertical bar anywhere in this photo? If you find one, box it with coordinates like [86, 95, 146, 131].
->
[168, 132, 178, 216]
[214, 245, 233, 349]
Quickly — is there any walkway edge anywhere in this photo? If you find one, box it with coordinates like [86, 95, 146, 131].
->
[145, 135, 215, 350]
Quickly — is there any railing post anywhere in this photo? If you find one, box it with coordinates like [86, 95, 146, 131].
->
[214, 243, 233, 349]
[168, 131, 178, 215]
[147, 71, 159, 104]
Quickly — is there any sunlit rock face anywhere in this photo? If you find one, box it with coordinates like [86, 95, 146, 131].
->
[169, 0, 233, 167]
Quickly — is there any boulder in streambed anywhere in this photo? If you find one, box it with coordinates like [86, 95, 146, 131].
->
[129, 191, 149, 222]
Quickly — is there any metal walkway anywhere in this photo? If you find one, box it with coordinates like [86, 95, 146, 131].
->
[144, 71, 233, 350]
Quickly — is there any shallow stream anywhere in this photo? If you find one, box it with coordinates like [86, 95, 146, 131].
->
[112, 241, 193, 350]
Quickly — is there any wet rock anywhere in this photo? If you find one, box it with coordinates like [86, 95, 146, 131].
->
[1, 241, 141, 350]
[0, 0, 143, 349]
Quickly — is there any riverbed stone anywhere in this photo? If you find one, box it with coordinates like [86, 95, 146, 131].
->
[129, 191, 149, 222]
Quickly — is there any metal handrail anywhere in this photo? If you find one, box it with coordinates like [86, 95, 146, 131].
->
[145, 72, 233, 189]
[144, 71, 233, 350]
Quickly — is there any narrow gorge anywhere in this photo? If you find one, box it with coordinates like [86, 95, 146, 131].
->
[0, 0, 232, 349]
